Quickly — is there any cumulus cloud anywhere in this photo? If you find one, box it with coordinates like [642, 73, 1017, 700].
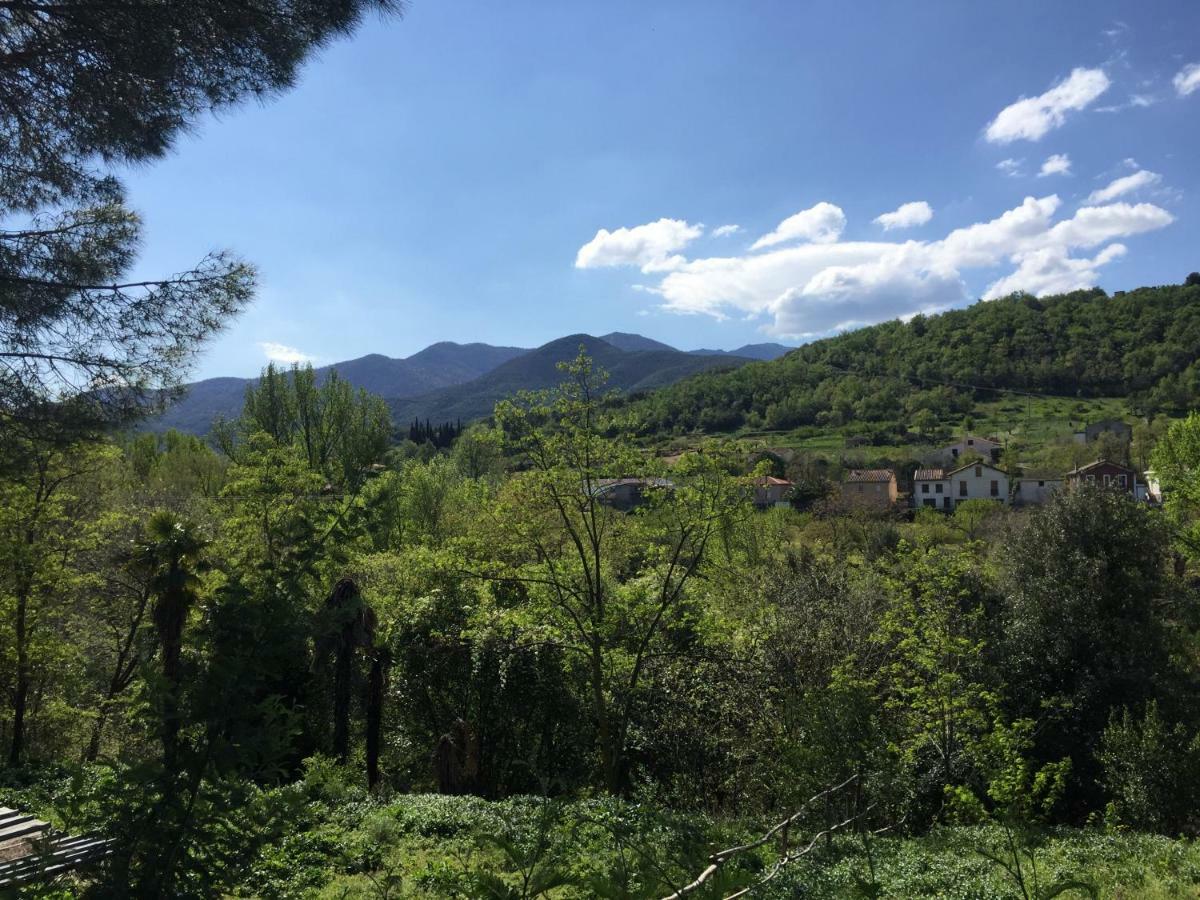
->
[985, 67, 1110, 143]
[1045, 201, 1173, 248]
[996, 158, 1024, 177]
[577, 192, 1174, 339]
[1175, 63, 1200, 97]
[712, 224, 741, 237]
[260, 342, 316, 365]
[1037, 153, 1072, 177]
[1086, 169, 1162, 204]
[750, 202, 846, 250]
[574, 218, 703, 273]
[984, 244, 1127, 299]
[873, 201, 933, 231]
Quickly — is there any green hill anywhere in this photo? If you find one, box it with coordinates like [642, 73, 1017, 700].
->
[629, 283, 1200, 437]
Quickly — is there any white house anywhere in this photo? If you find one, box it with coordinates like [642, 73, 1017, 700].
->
[912, 468, 951, 510]
[945, 461, 1009, 506]
[937, 434, 1002, 465]
[1012, 475, 1063, 506]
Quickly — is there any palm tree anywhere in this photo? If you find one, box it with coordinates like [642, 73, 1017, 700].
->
[129, 511, 209, 770]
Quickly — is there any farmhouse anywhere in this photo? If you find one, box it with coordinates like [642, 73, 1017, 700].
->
[840, 469, 897, 510]
[1064, 460, 1137, 495]
[945, 461, 1009, 506]
[938, 434, 1002, 464]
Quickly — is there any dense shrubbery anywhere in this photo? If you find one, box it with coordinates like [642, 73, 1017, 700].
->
[4, 357, 1200, 894]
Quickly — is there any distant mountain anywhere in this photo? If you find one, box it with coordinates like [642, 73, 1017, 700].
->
[600, 332, 678, 353]
[390, 335, 752, 425]
[151, 332, 775, 435]
[152, 341, 527, 434]
[601, 333, 793, 361]
[688, 342, 794, 361]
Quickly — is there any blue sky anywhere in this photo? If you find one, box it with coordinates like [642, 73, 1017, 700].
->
[121, 0, 1200, 380]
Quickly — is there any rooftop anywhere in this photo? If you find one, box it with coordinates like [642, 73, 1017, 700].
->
[1065, 459, 1134, 476]
[845, 469, 895, 483]
[913, 468, 944, 480]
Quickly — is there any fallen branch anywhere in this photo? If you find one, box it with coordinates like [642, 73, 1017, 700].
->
[660, 774, 862, 900]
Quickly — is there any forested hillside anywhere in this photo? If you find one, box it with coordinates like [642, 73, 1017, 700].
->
[633, 282, 1200, 434]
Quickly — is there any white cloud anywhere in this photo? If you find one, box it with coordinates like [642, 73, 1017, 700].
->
[936, 195, 1062, 268]
[985, 67, 1111, 143]
[574, 218, 703, 273]
[984, 244, 1127, 299]
[873, 201, 933, 231]
[1174, 63, 1200, 97]
[712, 224, 741, 237]
[750, 202, 846, 250]
[1086, 169, 1162, 204]
[996, 158, 1024, 177]
[1045, 201, 1173, 248]
[579, 193, 1173, 339]
[1037, 153, 1072, 177]
[772, 244, 965, 337]
[260, 342, 316, 365]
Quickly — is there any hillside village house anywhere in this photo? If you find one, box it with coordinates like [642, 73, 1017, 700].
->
[938, 434, 1003, 464]
[1013, 474, 1064, 506]
[841, 469, 897, 509]
[1074, 419, 1132, 444]
[1064, 460, 1137, 495]
[913, 468, 950, 509]
[751, 475, 793, 509]
[912, 461, 1010, 509]
[591, 477, 674, 510]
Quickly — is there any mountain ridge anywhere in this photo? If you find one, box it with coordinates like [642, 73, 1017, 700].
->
[152, 333, 781, 434]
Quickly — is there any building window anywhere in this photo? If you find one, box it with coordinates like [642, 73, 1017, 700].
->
[1118, 474, 1127, 487]
[975, 466, 982, 477]
[1103, 474, 1111, 486]
[967, 439, 974, 446]
[990, 480, 999, 497]
[959, 480, 967, 497]
[935, 484, 943, 494]
[1038, 480, 1045, 487]
[1087, 474, 1095, 483]
[921, 483, 929, 493]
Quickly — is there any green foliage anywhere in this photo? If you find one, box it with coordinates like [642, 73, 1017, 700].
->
[1000, 486, 1178, 811]
[218, 363, 393, 489]
[1099, 701, 1200, 835]
[1151, 411, 1200, 563]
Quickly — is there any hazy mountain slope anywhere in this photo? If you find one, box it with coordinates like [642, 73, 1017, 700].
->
[600, 332, 678, 353]
[390, 334, 751, 425]
[152, 342, 527, 433]
[688, 342, 794, 361]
